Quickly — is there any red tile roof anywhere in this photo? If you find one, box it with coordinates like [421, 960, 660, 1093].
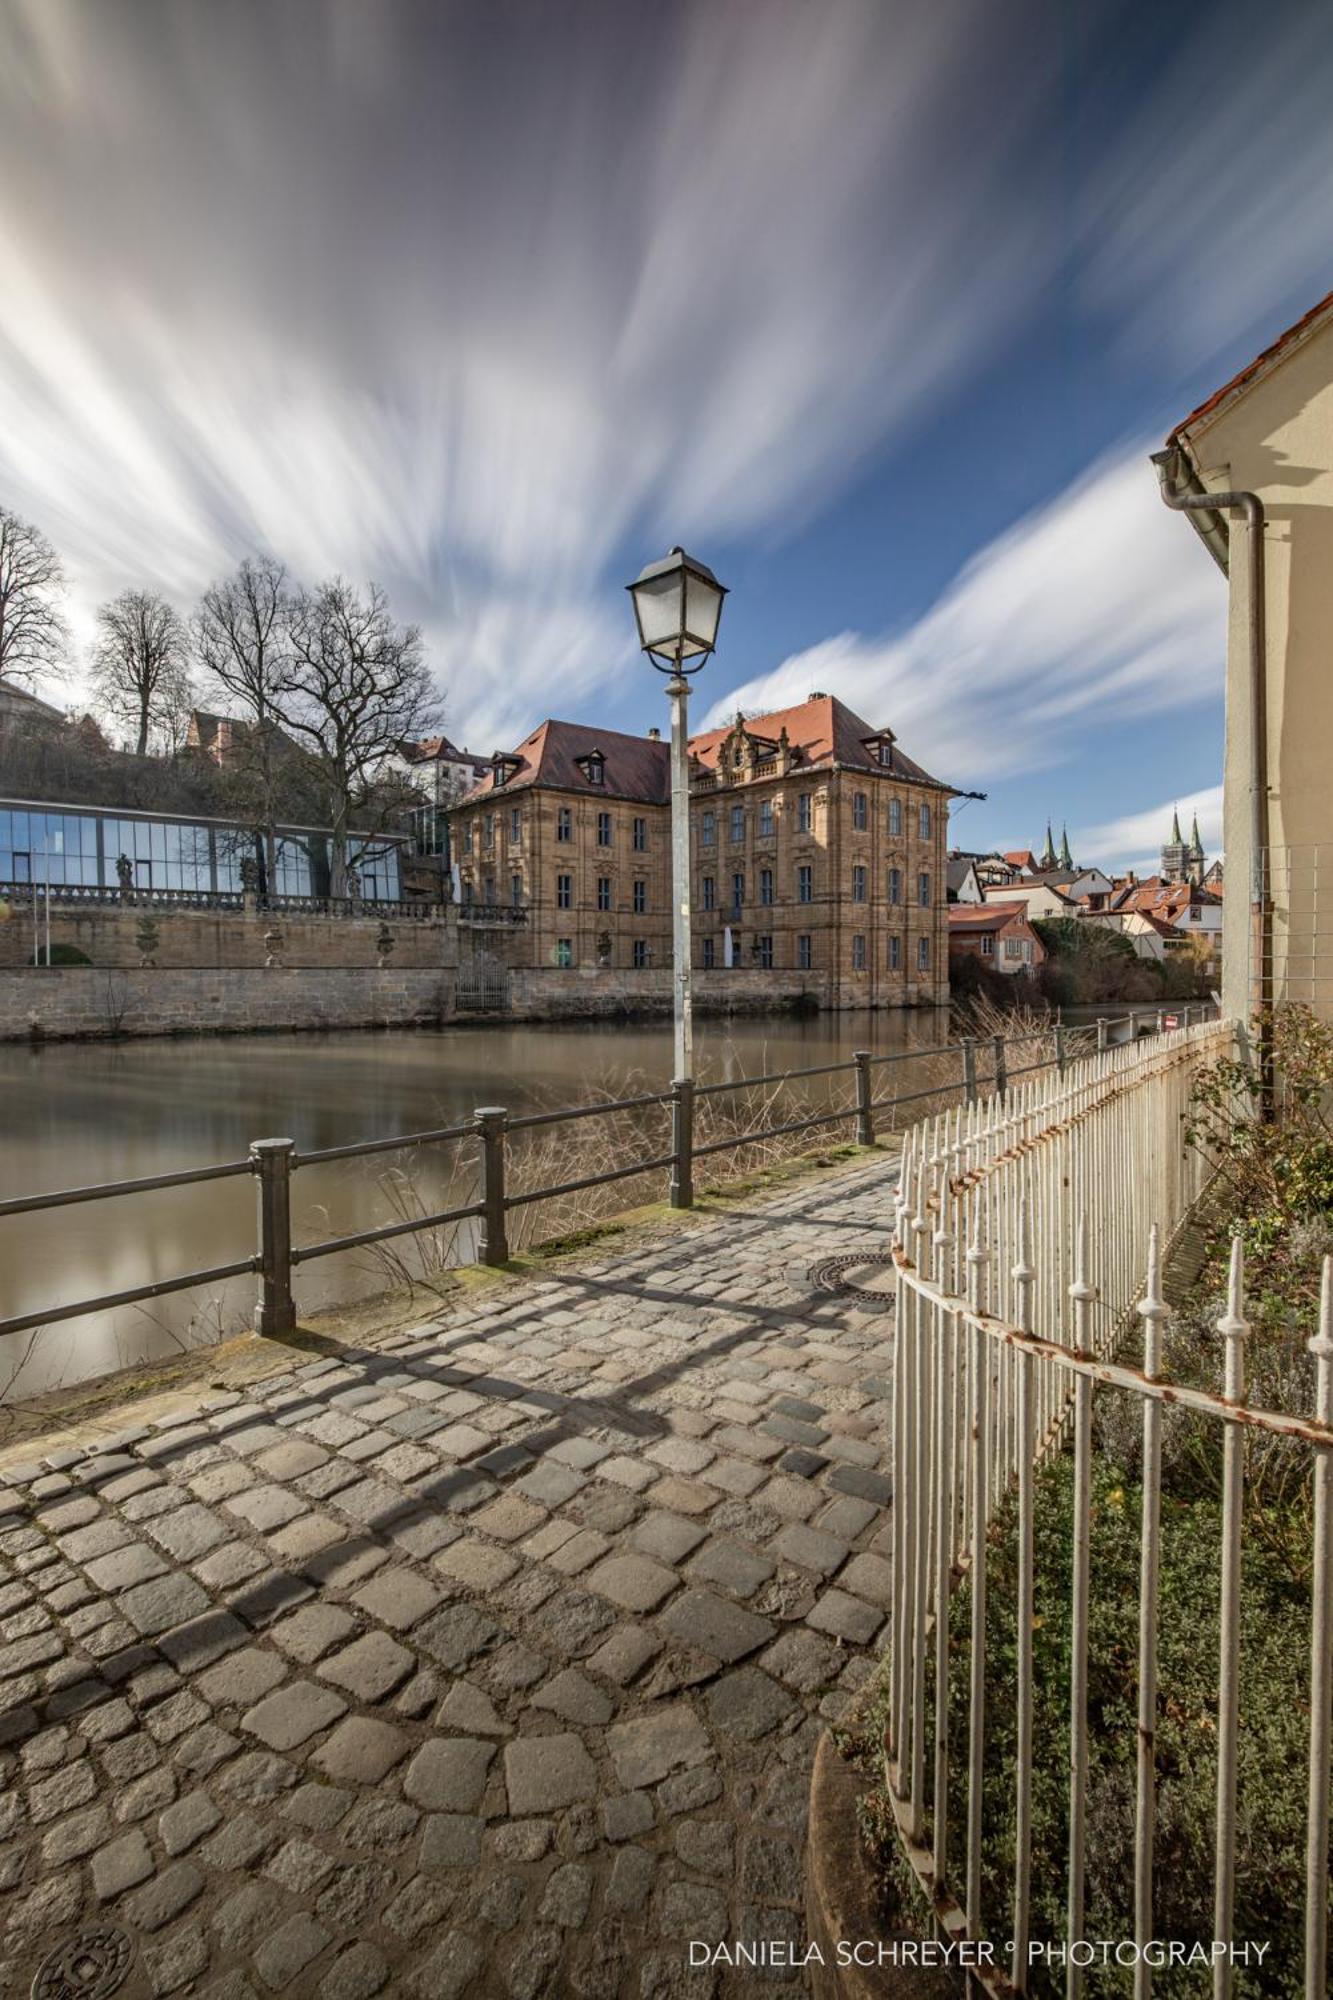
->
[1168, 286, 1333, 444]
[460, 720, 670, 806]
[948, 902, 1031, 931]
[688, 693, 949, 789]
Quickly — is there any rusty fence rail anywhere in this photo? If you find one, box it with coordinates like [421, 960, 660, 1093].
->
[0, 1002, 1214, 1352]
[887, 1016, 1333, 2000]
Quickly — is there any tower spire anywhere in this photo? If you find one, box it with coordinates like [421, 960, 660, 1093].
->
[1170, 804, 1182, 844]
[1040, 819, 1057, 869]
[1058, 822, 1073, 869]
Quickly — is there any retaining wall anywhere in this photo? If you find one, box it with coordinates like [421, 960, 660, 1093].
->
[0, 966, 451, 1040]
[0, 900, 450, 971]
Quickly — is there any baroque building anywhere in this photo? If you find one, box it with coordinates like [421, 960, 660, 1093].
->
[448, 694, 953, 1007]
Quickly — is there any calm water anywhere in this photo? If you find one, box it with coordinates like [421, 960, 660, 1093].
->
[1, 1010, 951, 1399]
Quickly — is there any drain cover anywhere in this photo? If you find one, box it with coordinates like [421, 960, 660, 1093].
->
[807, 1252, 895, 1311]
[32, 1927, 134, 2000]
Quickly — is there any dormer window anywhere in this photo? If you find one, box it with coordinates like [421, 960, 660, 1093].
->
[492, 753, 520, 788]
[577, 749, 606, 786]
[864, 729, 896, 768]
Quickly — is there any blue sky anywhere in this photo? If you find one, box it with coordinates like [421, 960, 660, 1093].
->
[2, 0, 1332, 871]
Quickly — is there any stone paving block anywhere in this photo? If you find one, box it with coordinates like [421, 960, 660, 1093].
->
[684, 1539, 775, 1598]
[826, 1463, 892, 1507]
[656, 1588, 775, 1664]
[160, 1788, 222, 1855]
[113, 1572, 214, 1637]
[434, 1536, 521, 1591]
[255, 1439, 329, 1482]
[265, 1836, 338, 1894]
[92, 1824, 154, 1899]
[415, 1601, 502, 1670]
[545, 1526, 610, 1576]
[630, 1511, 707, 1565]
[530, 1666, 614, 1726]
[586, 1553, 678, 1614]
[772, 1521, 850, 1577]
[242, 1679, 347, 1751]
[403, 1735, 495, 1811]
[41, 1802, 110, 1864]
[776, 1447, 829, 1480]
[436, 1678, 509, 1736]
[838, 1551, 893, 1608]
[85, 1541, 169, 1592]
[433, 1421, 492, 1460]
[349, 1567, 442, 1631]
[198, 1645, 288, 1709]
[123, 1859, 206, 1932]
[224, 1483, 309, 1532]
[513, 1461, 585, 1508]
[228, 1568, 316, 1629]
[284, 1784, 353, 1833]
[142, 1919, 210, 1995]
[420, 1812, 484, 1869]
[310, 1716, 411, 1785]
[815, 1494, 878, 1541]
[318, 1942, 390, 2000]
[596, 1455, 658, 1492]
[607, 1704, 710, 1790]
[645, 1475, 718, 1515]
[805, 1587, 882, 1646]
[318, 1631, 414, 1702]
[585, 1622, 663, 1687]
[255, 1912, 332, 1991]
[705, 1666, 796, 1740]
[29, 1756, 98, 1822]
[470, 1492, 547, 1543]
[270, 1603, 356, 1664]
[503, 1732, 598, 1813]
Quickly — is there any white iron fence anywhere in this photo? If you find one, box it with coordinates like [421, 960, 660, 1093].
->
[886, 1018, 1333, 1998]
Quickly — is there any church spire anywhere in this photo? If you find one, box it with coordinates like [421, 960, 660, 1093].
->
[1189, 811, 1202, 855]
[1040, 819, 1057, 869]
[1058, 823, 1073, 869]
[1170, 805, 1182, 844]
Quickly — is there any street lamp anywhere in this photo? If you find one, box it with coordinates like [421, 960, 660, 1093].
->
[627, 546, 727, 1088]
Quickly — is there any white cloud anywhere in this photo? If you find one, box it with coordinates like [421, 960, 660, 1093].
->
[702, 443, 1225, 782]
[1074, 785, 1223, 874]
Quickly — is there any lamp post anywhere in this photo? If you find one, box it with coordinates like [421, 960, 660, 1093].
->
[626, 547, 727, 1084]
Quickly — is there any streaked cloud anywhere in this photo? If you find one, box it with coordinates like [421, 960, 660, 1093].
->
[703, 444, 1225, 782]
[1074, 785, 1224, 875]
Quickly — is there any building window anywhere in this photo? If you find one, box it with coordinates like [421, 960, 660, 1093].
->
[510, 807, 521, 842]
[731, 871, 745, 911]
[756, 934, 773, 969]
[510, 874, 522, 906]
[797, 793, 812, 834]
[888, 866, 902, 905]
[702, 936, 715, 969]
[1004, 936, 1023, 960]
[852, 934, 866, 970]
[797, 864, 813, 904]
[919, 803, 932, 839]
[918, 871, 931, 907]
[586, 752, 605, 785]
[702, 874, 715, 911]
[852, 792, 867, 830]
[461, 880, 474, 907]
[633, 939, 649, 968]
[556, 937, 573, 968]
[888, 935, 900, 970]
[557, 807, 572, 843]
[483, 814, 494, 850]
[759, 867, 773, 906]
[597, 876, 612, 912]
[888, 798, 902, 837]
[758, 800, 774, 838]
[918, 935, 930, 970]
[484, 876, 496, 904]
[879, 739, 893, 766]
[556, 873, 572, 910]
[797, 934, 813, 970]
[597, 811, 612, 847]
[981, 933, 995, 957]
[633, 816, 647, 852]
[633, 879, 646, 914]
[730, 804, 745, 844]
[701, 810, 716, 847]
[852, 864, 867, 902]
[462, 822, 473, 855]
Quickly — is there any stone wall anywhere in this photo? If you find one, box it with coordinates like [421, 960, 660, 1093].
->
[0, 966, 451, 1041]
[0, 899, 450, 971]
[464, 965, 829, 1020]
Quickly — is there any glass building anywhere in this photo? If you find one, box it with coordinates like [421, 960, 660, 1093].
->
[0, 800, 404, 901]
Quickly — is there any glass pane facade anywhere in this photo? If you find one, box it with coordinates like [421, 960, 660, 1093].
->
[0, 801, 402, 901]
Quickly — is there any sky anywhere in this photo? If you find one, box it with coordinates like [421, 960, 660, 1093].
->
[1, 0, 1331, 873]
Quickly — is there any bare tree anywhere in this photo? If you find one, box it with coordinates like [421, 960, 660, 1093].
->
[194, 556, 293, 890]
[277, 578, 438, 896]
[0, 506, 69, 690]
[89, 590, 195, 756]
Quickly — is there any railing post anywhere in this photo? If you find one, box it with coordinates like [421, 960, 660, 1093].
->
[962, 1037, 978, 1106]
[993, 1034, 1008, 1101]
[1156, 1008, 1165, 1034]
[251, 1137, 296, 1336]
[475, 1106, 509, 1266]
[853, 1050, 874, 1146]
[1097, 1015, 1108, 1053]
[670, 1076, 694, 1210]
[1055, 1021, 1067, 1074]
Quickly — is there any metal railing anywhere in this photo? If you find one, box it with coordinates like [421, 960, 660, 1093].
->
[0, 882, 445, 919]
[886, 1016, 1333, 1998]
[0, 1003, 1213, 1358]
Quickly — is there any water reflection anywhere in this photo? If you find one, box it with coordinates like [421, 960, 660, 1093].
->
[1, 1010, 949, 1397]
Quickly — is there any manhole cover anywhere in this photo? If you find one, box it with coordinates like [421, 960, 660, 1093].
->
[807, 1252, 895, 1311]
[32, 1927, 134, 2000]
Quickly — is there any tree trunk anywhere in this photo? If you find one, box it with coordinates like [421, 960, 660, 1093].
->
[136, 697, 149, 758]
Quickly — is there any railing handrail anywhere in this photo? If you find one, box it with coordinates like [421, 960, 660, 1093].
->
[0, 1003, 1216, 1349]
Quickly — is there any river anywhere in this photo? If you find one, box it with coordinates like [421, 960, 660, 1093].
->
[2, 1009, 957, 1400]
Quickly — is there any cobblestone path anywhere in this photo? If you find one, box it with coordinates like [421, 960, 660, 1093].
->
[0, 1156, 899, 2000]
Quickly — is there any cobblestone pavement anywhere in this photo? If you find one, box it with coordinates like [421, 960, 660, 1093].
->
[0, 1156, 899, 2000]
